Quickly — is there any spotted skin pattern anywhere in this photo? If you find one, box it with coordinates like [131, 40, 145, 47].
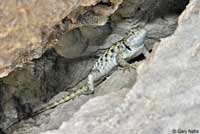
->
[88, 26, 147, 91]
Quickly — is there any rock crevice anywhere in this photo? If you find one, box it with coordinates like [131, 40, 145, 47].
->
[0, 0, 192, 133]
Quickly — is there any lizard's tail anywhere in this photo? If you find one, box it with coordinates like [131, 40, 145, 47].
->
[32, 84, 89, 117]
[4, 85, 89, 133]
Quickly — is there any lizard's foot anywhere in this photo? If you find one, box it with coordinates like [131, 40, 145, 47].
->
[82, 87, 94, 95]
[81, 85, 94, 95]
[83, 90, 94, 95]
[119, 63, 136, 73]
[117, 52, 137, 72]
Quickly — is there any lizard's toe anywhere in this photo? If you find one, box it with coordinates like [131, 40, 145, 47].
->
[120, 64, 136, 73]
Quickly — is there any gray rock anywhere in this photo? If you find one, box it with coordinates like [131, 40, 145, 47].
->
[2, 0, 191, 133]
[38, 0, 200, 134]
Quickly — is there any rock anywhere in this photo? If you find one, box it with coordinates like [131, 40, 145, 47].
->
[0, 0, 123, 78]
[8, 14, 182, 134]
[33, 0, 199, 134]
[54, 24, 112, 58]
[0, 0, 191, 133]
[8, 64, 137, 134]
[0, 0, 80, 78]
[0, 49, 95, 130]
[0, 128, 6, 134]
[0, 0, 123, 127]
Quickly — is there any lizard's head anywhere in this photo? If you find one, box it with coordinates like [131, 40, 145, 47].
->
[125, 25, 147, 47]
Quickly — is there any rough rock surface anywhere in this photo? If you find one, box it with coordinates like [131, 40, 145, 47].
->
[8, 14, 186, 134]
[0, 0, 122, 78]
[0, 0, 191, 133]
[29, 0, 200, 134]
[0, 0, 73, 78]
[0, 0, 123, 129]
[4, 14, 178, 133]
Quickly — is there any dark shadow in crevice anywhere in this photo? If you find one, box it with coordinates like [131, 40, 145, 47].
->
[134, 0, 190, 23]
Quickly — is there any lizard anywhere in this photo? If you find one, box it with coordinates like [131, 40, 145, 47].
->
[4, 22, 149, 133]
[33, 22, 149, 114]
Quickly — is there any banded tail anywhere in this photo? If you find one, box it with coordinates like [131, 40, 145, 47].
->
[32, 84, 89, 116]
[5, 84, 89, 132]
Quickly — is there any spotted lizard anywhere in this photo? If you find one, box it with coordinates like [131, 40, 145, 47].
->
[5, 23, 149, 132]
[32, 23, 149, 115]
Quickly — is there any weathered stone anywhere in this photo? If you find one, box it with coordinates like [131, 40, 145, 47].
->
[31, 0, 199, 134]
[0, 0, 82, 78]
[7, 13, 180, 134]
[0, 49, 95, 130]
[54, 24, 112, 58]
[0, 0, 191, 133]
[0, 0, 123, 78]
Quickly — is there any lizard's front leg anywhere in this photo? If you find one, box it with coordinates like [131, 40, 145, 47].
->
[116, 53, 136, 72]
[86, 74, 95, 94]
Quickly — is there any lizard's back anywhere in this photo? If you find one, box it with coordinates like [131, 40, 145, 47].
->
[91, 26, 147, 82]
